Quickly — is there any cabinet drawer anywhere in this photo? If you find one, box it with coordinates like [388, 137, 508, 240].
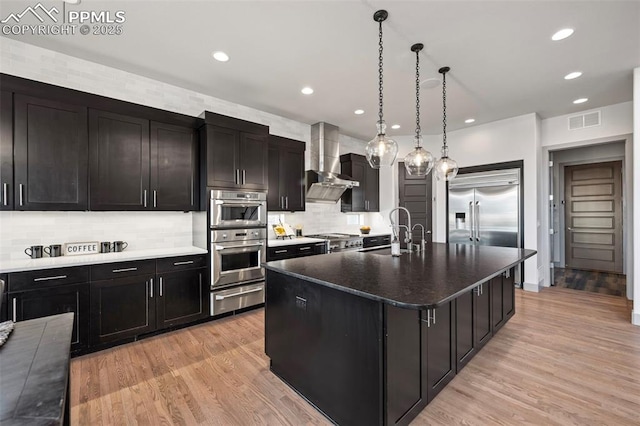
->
[267, 246, 293, 261]
[156, 254, 207, 273]
[363, 235, 391, 248]
[9, 266, 90, 292]
[90, 259, 156, 281]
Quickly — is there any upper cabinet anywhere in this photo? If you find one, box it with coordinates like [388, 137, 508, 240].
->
[150, 122, 198, 211]
[268, 135, 305, 212]
[0, 91, 13, 210]
[200, 112, 269, 195]
[340, 153, 379, 213]
[14, 94, 88, 210]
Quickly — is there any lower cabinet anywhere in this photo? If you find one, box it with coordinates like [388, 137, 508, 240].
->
[267, 242, 327, 261]
[423, 302, 456, 402]
[492, 269, 515, 331]
[156, 267, 208, 329]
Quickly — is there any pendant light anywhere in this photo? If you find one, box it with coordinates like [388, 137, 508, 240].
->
[365, 10, 398, 169]
[434, 66, 459, 181]
[404, 43, 434, 176]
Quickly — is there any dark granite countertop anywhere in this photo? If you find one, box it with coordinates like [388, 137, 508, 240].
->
[264, 243, 536, 309]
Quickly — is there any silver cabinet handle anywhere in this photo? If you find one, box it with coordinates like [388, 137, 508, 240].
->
[159, 277, 163, 297]
[2, 183, 7, 206]
[143, 189, 148, 208]
[112, 267, 137, 273]
[19, 183, 24, 206]
[274, 249, 288, 254]
[34, 275, 67, 282]
[299, 247, 311, 251]
[285, 196, 288, 210]
[12, 298, 17, 322]
[173, 260, 194, 266]
[215, 287, 262, 300]
[153, 190, 157, 208]
[420, 308, 436, 327]
[235, 169, 240, 185]
[150, 278, 153, 298]
[242, 169, 246, 185]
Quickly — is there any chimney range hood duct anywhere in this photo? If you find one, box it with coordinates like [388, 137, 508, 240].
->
[306, 122, 359, 203]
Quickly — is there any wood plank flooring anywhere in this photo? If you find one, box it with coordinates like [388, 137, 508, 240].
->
[70, 288, 639, 425]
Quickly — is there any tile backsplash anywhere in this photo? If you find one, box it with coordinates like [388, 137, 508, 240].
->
[0, 211, 195, 262]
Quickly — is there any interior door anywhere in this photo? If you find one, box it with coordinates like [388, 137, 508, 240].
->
[564, 161, 622, 273]
[398, 162, 432, 248]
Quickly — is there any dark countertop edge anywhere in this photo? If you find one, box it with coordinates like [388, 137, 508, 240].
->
[264, 249, 536, 310]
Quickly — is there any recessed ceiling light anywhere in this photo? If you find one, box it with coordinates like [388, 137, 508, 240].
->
[420, 78, 440, 89]
[354, 109, 365, 115]
[564, 71, 582, 80]
[212, 51, 229, 62]
[391, 124, 401, 129]
[573, 98, 588, 104]
[301, 87, 314, 95]
[551, 28, 574, 41]
[465, 118, 475, 124]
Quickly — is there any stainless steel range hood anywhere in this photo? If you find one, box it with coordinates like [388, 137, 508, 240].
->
[306, 122, 359, 203]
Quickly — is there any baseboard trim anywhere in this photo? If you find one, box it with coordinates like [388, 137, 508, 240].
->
[523, 282, 540, 293]
[633, 310, 640, 326]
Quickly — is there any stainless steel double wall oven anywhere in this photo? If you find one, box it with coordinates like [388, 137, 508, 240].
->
[209, 190, 267, 316]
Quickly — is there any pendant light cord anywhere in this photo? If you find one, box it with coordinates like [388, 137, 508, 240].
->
[378, 19, 384, 128]
[415, 49, 421, 144]
[442, 70, 447, 148]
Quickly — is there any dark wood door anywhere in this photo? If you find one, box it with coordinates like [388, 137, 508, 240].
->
[267, 142, 282, 209]
[364, 165, 379, 212]
[424, 301, 456, 402]
[0, 91, 12, 210]
[564, 161, 623, 273]
[239, 132, 268, 190]
[10, 283, 89, 352]
[455, 290, 475, 372]
[150, 121, 197, 211]
[90, 275, 155, 345]
[14, 94, 88, 210]
[340, 155, 366, 212]
[281, 145, 305, 211]
[476, 281, 492, 346]
[206, 125, 240, 188]
[156, 268, 207, 329]
[399, 162, 433, 245]
[89, 110, 150, 210]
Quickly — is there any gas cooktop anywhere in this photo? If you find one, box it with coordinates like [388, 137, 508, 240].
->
[306, 233, 363, 252]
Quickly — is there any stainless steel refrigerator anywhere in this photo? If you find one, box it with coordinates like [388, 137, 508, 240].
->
[448, 168, 522, 283]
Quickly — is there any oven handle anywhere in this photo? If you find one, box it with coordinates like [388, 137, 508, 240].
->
[215, 287, 263, 300]
[213, 200, 265, 206]
[214, 243, 264, 251]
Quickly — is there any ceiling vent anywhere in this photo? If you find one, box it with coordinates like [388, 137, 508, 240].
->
[568, 111, 601, 130]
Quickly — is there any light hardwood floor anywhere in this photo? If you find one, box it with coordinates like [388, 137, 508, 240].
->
[70, 287, 640, 425]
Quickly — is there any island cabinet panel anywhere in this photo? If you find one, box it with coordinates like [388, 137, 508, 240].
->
[491, 275, 505, 331]
[475, 280, 492, 348]
[455, 290, 476, 371]
[265, 270, 383, 426]
[423, 302, 456, 402]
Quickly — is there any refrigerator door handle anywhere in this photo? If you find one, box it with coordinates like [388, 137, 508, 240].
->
[469, 201, 474, 241]
[475, 201, 481, 242]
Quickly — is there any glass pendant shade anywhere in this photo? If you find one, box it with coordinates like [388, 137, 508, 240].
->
[434, 147, 459, 181]
[366, 121, 398, 169]
[404, 136, 434, 176]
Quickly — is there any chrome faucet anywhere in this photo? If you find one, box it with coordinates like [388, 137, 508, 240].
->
[389, 207, 412, 253]
[412, 223, 426, 253]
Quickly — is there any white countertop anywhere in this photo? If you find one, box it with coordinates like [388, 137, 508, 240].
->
[268, 237, 328, 247]
[0, 246, 208, 273]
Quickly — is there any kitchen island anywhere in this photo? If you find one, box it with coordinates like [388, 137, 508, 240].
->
[264, 243, 536, 426]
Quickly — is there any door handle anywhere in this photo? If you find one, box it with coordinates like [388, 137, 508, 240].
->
[12, 298, 17, 322]
[242, 169, 246, 185]
[468, 201, 474, 240]
[153, 190, 157, 208]
[2, 183, 7, 206]
[235, 169, 240, 185]
[567, 227, 573, 232]
[285, 196, 288, 210]
[143, 190, 148, 208]
[159, 277, 163, 297]
[475, 201, 480, 242]
[149, 278, 154, 298]
[19, 183, 24, 206]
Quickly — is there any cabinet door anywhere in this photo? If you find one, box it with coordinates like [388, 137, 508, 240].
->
[90, 275, 155, 345]
[239, 132, 268, 190]
[267, 143, 282, 210]
[491, 275, 505, 330]
[424, 301, 456, 402]
[364, 166, 379, 212]
[14, 94, 88, 210]
[475, 282, 492, 347]
[10, 283, 89, 352]
[89, 110, 150, 210]
[347, 160, 367, 212]
[503, 268, 515, 320]
[455, 290, 475, 372]
[282, 146, 305, 211]
[206, 126, 239, 188]
[150, 122, 197, 211]
[0, 91, 12, 210]
[156, 268, 207, 329]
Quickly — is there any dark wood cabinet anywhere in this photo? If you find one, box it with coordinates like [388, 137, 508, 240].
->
[423, 302, 456, 402]
[8, 267, 89, 353]
[340, 153, 379, 212]
[267, 241, 327, 261]
[202, 123, 268, 191]
[492, 268, 515, 332]
[475, 280, 492, 347]
[156, 263, 208, 329]
[362, 235, 391, 249]
[455, 290, 475, 371]
[0, 91, 12, 210]
[14, 94, 88, 210]
[150, 121, 198, 210]
[267, 135, 305, 211]
[89, 109, 150, 210]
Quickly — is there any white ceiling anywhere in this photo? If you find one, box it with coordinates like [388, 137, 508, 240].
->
[1, 0, 639, 140]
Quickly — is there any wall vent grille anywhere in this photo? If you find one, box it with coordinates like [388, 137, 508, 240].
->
[568, 111, 601, 130]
